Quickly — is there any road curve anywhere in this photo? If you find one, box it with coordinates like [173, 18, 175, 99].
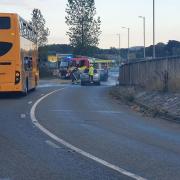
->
[34, 85, 180, 180]
[0, 84, 132, 180]
[0, 78, 180, 180]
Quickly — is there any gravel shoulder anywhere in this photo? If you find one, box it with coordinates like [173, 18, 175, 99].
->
[109, 86, 180, 123]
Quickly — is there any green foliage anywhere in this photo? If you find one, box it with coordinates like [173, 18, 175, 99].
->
[65, 0, 101, 55]
[38, 40, 180, 63]
[31, 9, 50, 47]
[96, 40, 180, 60]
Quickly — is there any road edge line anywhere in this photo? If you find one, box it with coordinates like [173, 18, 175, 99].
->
[30, 88, 146, 180]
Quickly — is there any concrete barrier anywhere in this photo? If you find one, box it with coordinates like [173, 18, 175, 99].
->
[119, 56, 180, 92]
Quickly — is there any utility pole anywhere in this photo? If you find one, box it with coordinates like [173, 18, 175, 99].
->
[122, 27, 130, 62]
[153, 0, 156, 58]
[117, 33, 121, 65]
[139, 16, 146, 59]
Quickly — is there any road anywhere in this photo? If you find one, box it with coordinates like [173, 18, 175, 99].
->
[0, 76, 180, 180]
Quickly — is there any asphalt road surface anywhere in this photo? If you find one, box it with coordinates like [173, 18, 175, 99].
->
[0, 77, 180, 180]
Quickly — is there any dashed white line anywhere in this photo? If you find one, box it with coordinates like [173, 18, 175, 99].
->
[28, 101, 32, 104]
[46, 140, 60, 149]
[30, 88, 146, 180]
[20, 114, 26, 119]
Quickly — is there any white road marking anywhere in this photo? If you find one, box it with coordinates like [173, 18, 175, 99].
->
[20, 114, 26, 119]
[46, 140, 60, 149]
[30, 88, 146, 180]
[51, 109, 122, 114]
[28, 101, 32, 104]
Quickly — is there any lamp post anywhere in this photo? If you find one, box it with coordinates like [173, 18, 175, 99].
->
[139, 16, 146, 59]
[121, 26, 130, 61]
[153, 0, 156, 58]
[117, 33, 121, 65]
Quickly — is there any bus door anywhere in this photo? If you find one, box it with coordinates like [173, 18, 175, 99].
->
[23, 56, 33, 88]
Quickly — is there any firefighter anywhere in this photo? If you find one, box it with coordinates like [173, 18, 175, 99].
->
[71, 66, 78, 84]
[89, 64, 94, 83]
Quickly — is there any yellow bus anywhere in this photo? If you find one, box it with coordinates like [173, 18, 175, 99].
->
[0, 13, 39, 95]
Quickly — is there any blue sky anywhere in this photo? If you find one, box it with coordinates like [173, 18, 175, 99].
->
[1, 0, 180, 48]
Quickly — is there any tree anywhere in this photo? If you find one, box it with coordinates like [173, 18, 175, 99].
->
[65, 0, 101, 55]
[31, 9, 50, 47]
[166, 40, 180, 56]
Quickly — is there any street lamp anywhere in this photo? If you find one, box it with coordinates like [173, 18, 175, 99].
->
[153, 0, 156, 58]
[139, 16, 146, 59]
[117, 33, 121, 65]
[121, 26, 130, 61]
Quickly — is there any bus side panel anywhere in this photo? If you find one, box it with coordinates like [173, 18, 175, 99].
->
[0, 13, 23, 92]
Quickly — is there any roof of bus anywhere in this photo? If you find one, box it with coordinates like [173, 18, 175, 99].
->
[0, 13, 35, 31]
[0, 13, 18, 17]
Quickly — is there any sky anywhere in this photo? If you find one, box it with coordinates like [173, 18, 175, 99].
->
[1, 0, 180, 49]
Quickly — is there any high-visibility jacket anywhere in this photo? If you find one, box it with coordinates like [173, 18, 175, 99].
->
[89, 66, 94, 76]
[78, 66, 87, 73]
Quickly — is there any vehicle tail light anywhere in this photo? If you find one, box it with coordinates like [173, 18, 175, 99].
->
[15, 71, 20, 84]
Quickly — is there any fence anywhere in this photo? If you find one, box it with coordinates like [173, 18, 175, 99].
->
[119, 56, 180, 92]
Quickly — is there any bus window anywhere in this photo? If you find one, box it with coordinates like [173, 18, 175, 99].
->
[28, 57, 33, 70]
[0, 42, 13, 56]
[23, 22, 27, 36]
[24, 57, 32, 71]
[24, 57, 29, 71]
[0, 17, 11, 29]
[28, 26, 33, 40]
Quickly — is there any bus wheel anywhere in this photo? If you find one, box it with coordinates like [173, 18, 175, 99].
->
[32, 77, 37, 91]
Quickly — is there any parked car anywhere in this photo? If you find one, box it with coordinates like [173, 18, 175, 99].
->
[97, 69, 108, 81]
[80, 69, 101, 86]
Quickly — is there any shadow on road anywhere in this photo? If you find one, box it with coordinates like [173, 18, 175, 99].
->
[0, 90, 35, 99]
[0, 92, 24, 99]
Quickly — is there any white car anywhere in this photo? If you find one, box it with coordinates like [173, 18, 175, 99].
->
[80, 69, 101, 86]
